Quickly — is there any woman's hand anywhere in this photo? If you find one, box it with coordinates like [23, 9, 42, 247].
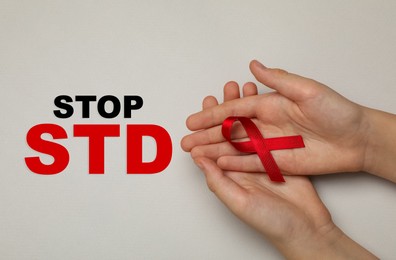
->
[194, 156, 377, 259]
[182, 60, 370, 176]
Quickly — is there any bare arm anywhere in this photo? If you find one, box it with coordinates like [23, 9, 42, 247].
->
[194, 156, 378, 259]
[182, 60, 396, 183]
[181, 60, 390, 258]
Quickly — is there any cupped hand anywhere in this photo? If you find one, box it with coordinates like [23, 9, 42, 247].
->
[194, 156, 377, 259]
[182, 60, 370, 176]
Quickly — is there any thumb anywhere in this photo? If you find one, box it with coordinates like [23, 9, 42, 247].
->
[249, 60, 323, 102]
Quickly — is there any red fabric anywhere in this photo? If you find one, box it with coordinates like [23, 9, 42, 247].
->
[222, 116, 305, 182]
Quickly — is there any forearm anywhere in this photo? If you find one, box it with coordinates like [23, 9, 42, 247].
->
[363, 107, 396, 183]
[274, 225, 377, 260]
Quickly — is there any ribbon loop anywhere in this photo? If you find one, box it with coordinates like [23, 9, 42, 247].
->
[222, 116, 305, 182]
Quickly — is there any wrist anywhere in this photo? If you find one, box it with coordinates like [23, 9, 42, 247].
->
[273, 221, 339, 259]
[360, 106, 376, 174]
[361, 107, 396, 182]
[274, 222, 377, 259]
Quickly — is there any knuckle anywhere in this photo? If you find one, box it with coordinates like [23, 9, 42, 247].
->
[190, 146, 203, 159]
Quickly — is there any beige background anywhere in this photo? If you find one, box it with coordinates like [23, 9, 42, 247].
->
[1, 1, 396, 259]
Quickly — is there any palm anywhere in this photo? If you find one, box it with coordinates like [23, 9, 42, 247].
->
[182, 63, 368, 176]
[245, 91, 367, 175]
[196, 157, 333, 245]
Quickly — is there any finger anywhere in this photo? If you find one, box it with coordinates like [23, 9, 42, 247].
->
[194, 157, 247, 209]
[190, 141, 243, 160]
[249, 60, 322, 102]
[242, 82, 258, 97]
[181, 125, 224, 152]
[181, 119, 256, 152]
[223, 81, 240, 102]
[186, 95, 260, 131]
[217, 149, 306, 175]
[217, 154, 264, 172]
[202, 95, 219, 110]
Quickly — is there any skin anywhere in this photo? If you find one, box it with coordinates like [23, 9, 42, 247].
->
[180, 60, 396, 258]
[182, 60, 396, 182]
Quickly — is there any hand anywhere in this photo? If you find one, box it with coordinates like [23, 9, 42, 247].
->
[182, 60, 370, 176]
[184, 76, 377, 258]
[193, 156, 377, 259]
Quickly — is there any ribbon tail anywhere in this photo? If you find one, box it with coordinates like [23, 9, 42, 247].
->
[266, 136, 305, 150]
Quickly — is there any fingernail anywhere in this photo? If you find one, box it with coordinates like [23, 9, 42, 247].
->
[254, 60, 267, 69]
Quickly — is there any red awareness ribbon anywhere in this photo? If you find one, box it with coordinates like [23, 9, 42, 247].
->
[222, 116, 305, 182]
